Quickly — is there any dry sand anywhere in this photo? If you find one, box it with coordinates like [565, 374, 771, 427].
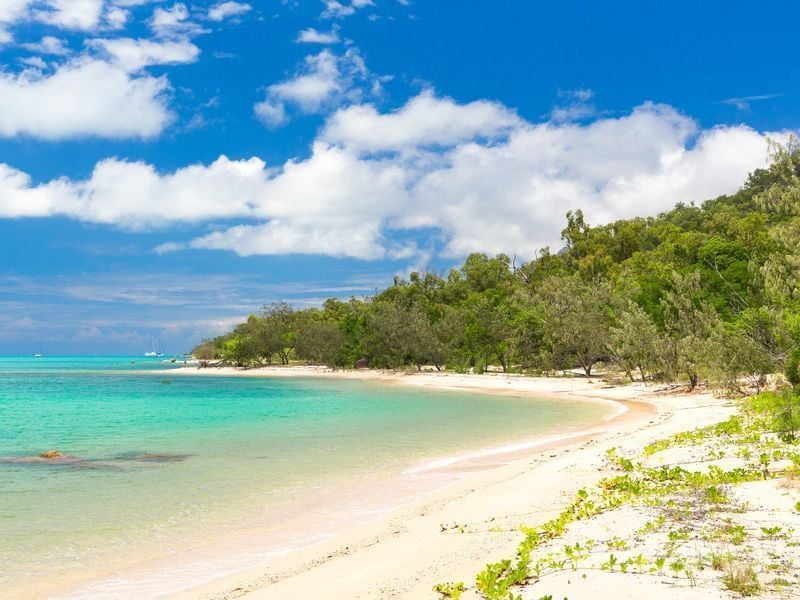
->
[157, 367, 751, 600]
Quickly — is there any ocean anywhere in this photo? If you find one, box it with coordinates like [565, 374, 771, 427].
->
[0, 356, 611, 599]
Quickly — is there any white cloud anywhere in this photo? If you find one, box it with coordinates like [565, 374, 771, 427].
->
[150, 2, 203, 37]
[20, 35, 71, 55]
[720, 93, 782, 111]
[253, 99, 286, 127]
[0, 94, 779, 261]
[321, 0, 373, 18]
[88, 37, 200, 71]
[188, 144, 408, 258]
[549, 88, 597, 122]
[18, 55, 48, 69]
[398, 103, 772, 257]
[0, 58, 172, 139]
[0, 28, 11, 44]
[295, 26, 340, 44]
[36, 0, 105, 30]
[322, 89, 520, 152]
[0, 155, 267, 226]
[254, 49, 375, 127]
[265, 50, 341, 111]
[0, 0, 34, 24]
[207, 1, 251, 22]
[104, 6, 129, 29]
[113, 0, 159, 6]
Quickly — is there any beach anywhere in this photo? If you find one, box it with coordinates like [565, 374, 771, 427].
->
[8, 363, 794, 599]
[160, 368, 746, 600]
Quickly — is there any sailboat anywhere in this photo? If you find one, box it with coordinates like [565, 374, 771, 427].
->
[32, 346, 43, 358]
[144, 337, 165, 358]
[144, 337, 159, 357]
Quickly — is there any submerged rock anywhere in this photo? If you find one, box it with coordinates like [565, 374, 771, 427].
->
[0, 450, 190, 469]
[113, 452, 192, 463]
[0, 452, 84, 466]
[39, 450, 64, 459]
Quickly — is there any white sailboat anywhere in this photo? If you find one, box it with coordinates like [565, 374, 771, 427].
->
[144, 337, 165, 357]
[32, 346, 43, 358]
[144, 337, 159, 357]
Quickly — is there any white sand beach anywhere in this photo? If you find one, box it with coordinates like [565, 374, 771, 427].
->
[156, 367, 787, 600]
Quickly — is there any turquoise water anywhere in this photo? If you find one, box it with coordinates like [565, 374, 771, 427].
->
[0, 357, 611, 599]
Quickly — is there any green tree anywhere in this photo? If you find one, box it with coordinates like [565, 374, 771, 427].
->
[536, 276, 614, 377]
[660, 271, 721, 390]
[754, 137, 800, 216]
[262, 302, 298, 365]
[192, 338, 218, 360]
[609, 301, 663, 381]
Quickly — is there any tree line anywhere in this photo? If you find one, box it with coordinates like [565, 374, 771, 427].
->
[193, 140, 800, 393]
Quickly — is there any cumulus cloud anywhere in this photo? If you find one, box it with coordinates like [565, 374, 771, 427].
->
[0, 58, 172, 139]
[0, 0, 34, 25]
[104, 6, 129, 29]
[150, 2, 204, 37]
[253, 100, 286, 127]
[2, 0, 115, 32]
[295, 26, 340, 44]
[264, 50, 343, 111]
[254, 48, 375, 127]
[20, 35, 71, 55]
[402, 103, 768, 257]
[0, 155, 268, 228]
[88, 37, 200, 71]
[207, 1, 251, 22]
[322, 89, 521, 152]
[0, 0, 214, 140]
[0, 93, 779, 260]
[321, 0, 374, 18]
[36, 0, 105, 30]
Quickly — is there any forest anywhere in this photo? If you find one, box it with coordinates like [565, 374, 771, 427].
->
[193, 141, 800, 393]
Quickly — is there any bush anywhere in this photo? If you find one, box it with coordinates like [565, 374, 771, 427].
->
[746, 388, 800, 442]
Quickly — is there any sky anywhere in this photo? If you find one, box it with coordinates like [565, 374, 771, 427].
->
[1, 0, 799, 355]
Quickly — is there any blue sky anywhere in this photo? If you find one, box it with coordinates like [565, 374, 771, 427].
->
[0, 0, 798, 355]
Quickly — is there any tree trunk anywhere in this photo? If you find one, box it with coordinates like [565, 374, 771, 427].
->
[688, 372, 698, 391]
[497, 353, 508, 373]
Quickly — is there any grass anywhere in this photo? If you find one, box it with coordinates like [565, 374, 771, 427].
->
[722, 563, 761, 596]
[709, 551, 734, 570]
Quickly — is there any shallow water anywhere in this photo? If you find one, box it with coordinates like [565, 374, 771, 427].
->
[0, 357, 611, 599]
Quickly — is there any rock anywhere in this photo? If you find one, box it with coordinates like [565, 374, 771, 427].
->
[39, 450, 64, 459]
[354, 357, 369, 369]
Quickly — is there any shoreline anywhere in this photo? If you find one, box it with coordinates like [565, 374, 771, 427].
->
[12, 367, 649, 600]
[151, 367, 681, 600]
